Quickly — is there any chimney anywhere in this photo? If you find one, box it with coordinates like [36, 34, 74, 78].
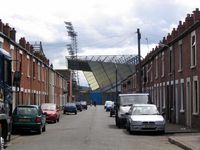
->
[19, 37, 26, 48]
[10, 28, 16, 41]
[185, 14, 194, 28]
[3, 23, 11, 37]
[193, 8, 200, 22]
[26, 42, 30, 51]
[0, 20, 3, 32]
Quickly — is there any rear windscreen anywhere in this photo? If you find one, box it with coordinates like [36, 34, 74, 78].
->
[15, 107, 38, 115]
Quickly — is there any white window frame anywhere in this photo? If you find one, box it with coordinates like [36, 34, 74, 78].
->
[10, 44, 15, 72]
[192, 76, 199, 115]
[162, 82, 166, 109]
[27, 55, 30, 77]
[155, 56, 158, 79]
[161, 52, 164, 77]
[178, 40, 183, 71]
[180, 79, 185, 112]
[38, 62, 41, 81]
[190, 31, 196, 68]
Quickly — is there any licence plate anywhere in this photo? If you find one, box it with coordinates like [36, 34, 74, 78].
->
[18, 118, 30, 122]
[144, 124, 154, 128]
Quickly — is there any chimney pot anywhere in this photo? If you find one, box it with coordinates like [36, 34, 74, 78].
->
[10, 28, 16, 41]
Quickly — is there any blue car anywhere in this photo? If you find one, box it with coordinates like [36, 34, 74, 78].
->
[63, 103, 77, 115]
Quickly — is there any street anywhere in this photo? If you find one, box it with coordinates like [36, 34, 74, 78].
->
[6, 106, 182, 150]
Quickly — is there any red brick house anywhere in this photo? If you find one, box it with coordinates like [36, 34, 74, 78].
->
[121, 8, 200, 130]
[0, 19, 70, 110]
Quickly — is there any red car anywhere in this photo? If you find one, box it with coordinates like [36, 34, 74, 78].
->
[41, 103, 60, 123]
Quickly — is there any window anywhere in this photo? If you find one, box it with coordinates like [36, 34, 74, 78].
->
[191, 31, 196, 67]
[38, 62, 40, 80]
[193, 76, 199, 114]
[180, 80, 184, 112]
[155, 56, 158, 79]
[10, 44, 15, 72]
[33, 60, 36, 78]
[162, 83, 166, 109]
[161, 52, 164, 77]
[0, 37, 3, 48]
[178, 40, 183, 71]
[27, 55, 30, 77]
[169, 47, 172, 73]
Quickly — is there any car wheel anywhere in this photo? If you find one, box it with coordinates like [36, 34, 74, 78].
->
[75, 112, 77, 115]
[42, 125, 46, 132]
[57, 118, 59, 122]
[63, 111, 65, 114]
[38, 127, 42, 134]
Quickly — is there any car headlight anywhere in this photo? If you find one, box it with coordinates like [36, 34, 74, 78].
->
[155, 121, 165, 125]
[131, 120, 142, 125]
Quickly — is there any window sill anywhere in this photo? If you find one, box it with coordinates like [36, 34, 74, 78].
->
[192, 112, 199, 116]
[178, 69, 183, 73]
[27, 75, 30, 78]
[180, 109, 185, 113]
[190, 65, 196, 69]
[161, 75, 164, 78]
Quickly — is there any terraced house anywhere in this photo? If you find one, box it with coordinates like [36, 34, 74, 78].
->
[0, 19, 70, 110]
[121, 8, 200, 130]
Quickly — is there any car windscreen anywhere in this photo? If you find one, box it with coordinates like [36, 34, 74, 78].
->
[132, 106, 159, 115]
[15, 107, 38, 115]
[41, 104, 56, 111]
[66, 103, 76, 107]
[120, 95, 149, 106]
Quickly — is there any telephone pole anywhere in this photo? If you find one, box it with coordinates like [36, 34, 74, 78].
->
[137, 28, 142, 93]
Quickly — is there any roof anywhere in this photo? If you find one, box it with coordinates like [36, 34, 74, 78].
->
[66, 55, 139, 91]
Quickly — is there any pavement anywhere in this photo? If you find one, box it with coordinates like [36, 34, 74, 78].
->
[166, 123, 200, 150]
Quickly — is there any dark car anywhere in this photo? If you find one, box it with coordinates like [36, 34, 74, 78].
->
[41, 103, 60, 123]
[63, 103, 77, 115]
[12, 105, 46, 134]
[75, 102, 82, 111]
[80, 101, 87, 110]
[110, 103, 116, 117]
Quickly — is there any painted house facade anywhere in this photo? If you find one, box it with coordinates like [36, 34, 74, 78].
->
[121, 8, 200, 130]
[0, 19, 70, 110]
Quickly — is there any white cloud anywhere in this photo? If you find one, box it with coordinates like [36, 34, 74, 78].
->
[0, 0, 200, 86]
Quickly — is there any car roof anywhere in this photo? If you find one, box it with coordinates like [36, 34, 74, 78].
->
[119, 93, 149, 96]
[16, 105, 39, 108]
[132, 104, 156, 107]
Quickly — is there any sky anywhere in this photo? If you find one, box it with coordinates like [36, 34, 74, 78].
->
[0, 0, 199, 86]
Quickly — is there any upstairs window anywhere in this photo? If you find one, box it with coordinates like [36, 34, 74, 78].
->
[178, 40, 183, 71]
[191, 31, 196, 67]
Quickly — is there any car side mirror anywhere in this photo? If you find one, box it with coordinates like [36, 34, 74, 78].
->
[43, 112, 47, 116]
[161, 112, 165, 115]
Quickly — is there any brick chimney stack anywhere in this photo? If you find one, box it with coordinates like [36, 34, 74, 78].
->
[26, 42, 30, 51]
[10, 28, 16, 41]
[19, 37, 26, 48]
[3, 23, 11, 37]
[193, 8, 200, 22]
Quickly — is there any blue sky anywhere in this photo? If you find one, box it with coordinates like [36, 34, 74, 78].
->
[0, 0, 199, 86]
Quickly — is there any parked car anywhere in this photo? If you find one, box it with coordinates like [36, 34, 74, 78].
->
[104, 100, 113, 109]
[110, 102, 116, 117]
[80, 101, 87, 110]
[115, 93, 151, 128]
[63, 103, 77, 115]
[106, 101, 114, 112]
[126, 104, 165, 134]
[12, 105, 46, 134]
[75, 102, 82, 111]
[41, 103, 60, 123]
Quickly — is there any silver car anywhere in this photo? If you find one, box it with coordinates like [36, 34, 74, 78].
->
[126, 104, 165, 134]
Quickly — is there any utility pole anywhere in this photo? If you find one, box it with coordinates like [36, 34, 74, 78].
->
[137, 28, 142, 93]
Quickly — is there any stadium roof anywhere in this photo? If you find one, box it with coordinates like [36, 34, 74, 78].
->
[66, 55, 139, 91]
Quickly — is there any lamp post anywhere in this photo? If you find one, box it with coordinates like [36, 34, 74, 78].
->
[115, 64, 118, 103]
